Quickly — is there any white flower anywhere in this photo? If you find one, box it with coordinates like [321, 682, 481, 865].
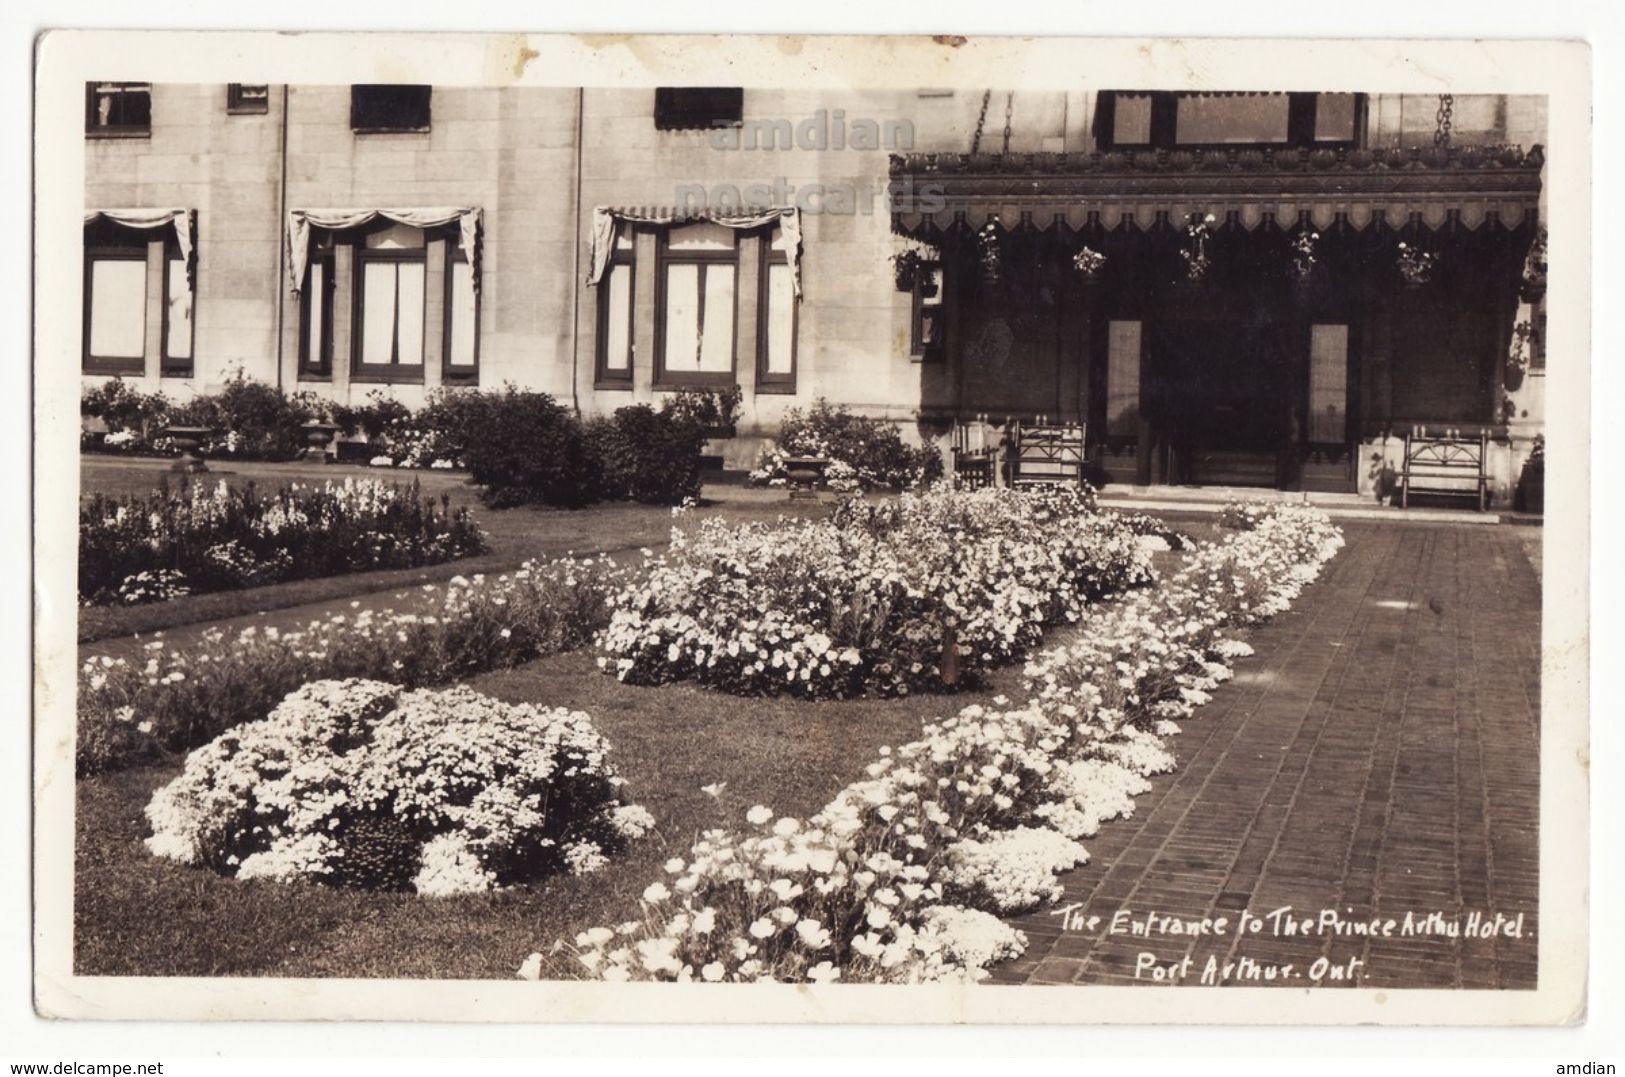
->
[516, 952, 544, 981]
[746, 805, 773, 826]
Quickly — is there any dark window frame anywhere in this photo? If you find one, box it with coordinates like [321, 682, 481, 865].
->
[755, 231, 798, 393]
[351, 238, 429, 384]
[654, 87, 744, 131]
[653, 227, 740, 390]
[298, 248, 337, 381]
[910, 260, 945, 362]
[226, 83, 270, 115]
[1094, 91, 1367, 152]
[85, 82, 152, 138]
[160, 242, 194, 377]
[350, 85, 432, 133]
[441, 240, 481, 385]
[594, 238, 637, 389]
[82, 244, 149, 375]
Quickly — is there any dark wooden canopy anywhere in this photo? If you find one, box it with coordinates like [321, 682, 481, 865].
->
[889, 144, 1544, 238]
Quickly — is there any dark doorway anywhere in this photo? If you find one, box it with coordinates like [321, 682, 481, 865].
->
[1145, 319, 1286, 486]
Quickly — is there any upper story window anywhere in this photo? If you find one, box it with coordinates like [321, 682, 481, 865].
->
[86, 82, 151, 137]
[1095, 91, 1365, 151]
[227, 83, 269, 115]
[1176, 93, 1292, 144]
[654, 88, 743, 131]
[351, 85, 431, 133]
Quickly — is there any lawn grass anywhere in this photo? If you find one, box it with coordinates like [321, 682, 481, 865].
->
[75, 647, 1044, 979]
[77, 457, 823, 644]
[71, 475, 1217, 979]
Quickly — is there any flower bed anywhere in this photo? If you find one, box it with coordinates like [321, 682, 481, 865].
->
[535, 502, 1343, 983]
[596, 485, 1154, 699]
[747, 400, 943, 493]
[77, 556, 627, 776]
[79, 477, 487, 606]
[145, 679, 652, 895]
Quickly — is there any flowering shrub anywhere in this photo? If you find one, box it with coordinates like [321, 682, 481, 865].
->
[536, 502, 1343, 983]
[77, 556, 627, 775]
[1216, 499, 1274, 531]
[79, 477, 487, 605]
[598, 485, 1153, 699]
[747, 400, 943, 493]
[144, 679, 650, 895]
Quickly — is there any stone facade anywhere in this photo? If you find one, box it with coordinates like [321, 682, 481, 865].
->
[84, 86, 1548, 492]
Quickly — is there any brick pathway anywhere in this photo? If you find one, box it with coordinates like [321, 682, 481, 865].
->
[994, 522, 1542, 990]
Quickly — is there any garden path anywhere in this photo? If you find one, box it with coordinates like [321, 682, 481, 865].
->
[994, 521, 1543, 990]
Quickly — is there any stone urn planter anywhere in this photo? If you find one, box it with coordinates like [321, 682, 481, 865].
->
[783, 455, 829, 501]
[300, 420, 342, 463]
[162, 425, 216, 473]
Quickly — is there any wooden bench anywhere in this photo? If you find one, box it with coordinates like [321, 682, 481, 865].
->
[1399, 429, 1490, 511]
[1009, 422, 1087, 489]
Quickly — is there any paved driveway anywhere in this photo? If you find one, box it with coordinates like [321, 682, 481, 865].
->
[995, 522, 1542, 990]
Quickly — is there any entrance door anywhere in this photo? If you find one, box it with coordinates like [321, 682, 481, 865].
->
[1147, 320, 1286, 486]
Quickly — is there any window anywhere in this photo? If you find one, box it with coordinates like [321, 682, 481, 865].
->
[299, 233, 335, 379]
[1096, 92, 1365, 150]
[656, 222, 737, 387]
[84, 252, 147, 373]
[1308, 324, 1349, 444]
[1175, 94, 1291, 144]
[353, 223, 426, 381]
[595, 228, 636, 387]
[227, 84, 269, 115]
[351, 85, 431, 132]
[85, 82, 151, 137]
[654, 88, 744, 131]
[162, 248, 194, 376]
[910, 260, 944, 361]
[1105, 320, 1142, 439]
[443, 243, 479, 382]
[1112, 93, 1153, 145]
[757, 227, 797, 391]
[1313, 93, 1357, 142]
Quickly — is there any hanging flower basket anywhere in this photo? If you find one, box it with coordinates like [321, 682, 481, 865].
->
[1180, 213, 1215, 283]
[892, 249, 923, 293]
[977, 218, 1003, 287]
[1289, 229, 1319, 282]
[1520, 225, 1548, 303]
[1396, 242, 1438, 289]
[1504, 319, 1533, 390]
[1073, 245, 1107, 282]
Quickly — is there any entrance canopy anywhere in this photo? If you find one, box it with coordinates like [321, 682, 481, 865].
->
[889, 145, 1544, 239]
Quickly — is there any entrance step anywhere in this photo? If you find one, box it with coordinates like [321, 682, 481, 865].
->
[1098, 484, 1366, 506]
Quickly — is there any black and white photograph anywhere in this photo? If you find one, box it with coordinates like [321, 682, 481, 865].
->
[27, 29, 1594, 1036]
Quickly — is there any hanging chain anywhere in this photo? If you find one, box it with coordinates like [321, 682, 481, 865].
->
[971, 90, 991, 155]
[1002, 91, 1014, 154]
[1434, 94, 1454, 147]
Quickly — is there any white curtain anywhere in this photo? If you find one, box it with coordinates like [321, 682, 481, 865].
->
[587, 206, 804, 297]
[286, 207, 482, 294]
[84, 208, 196, 284]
